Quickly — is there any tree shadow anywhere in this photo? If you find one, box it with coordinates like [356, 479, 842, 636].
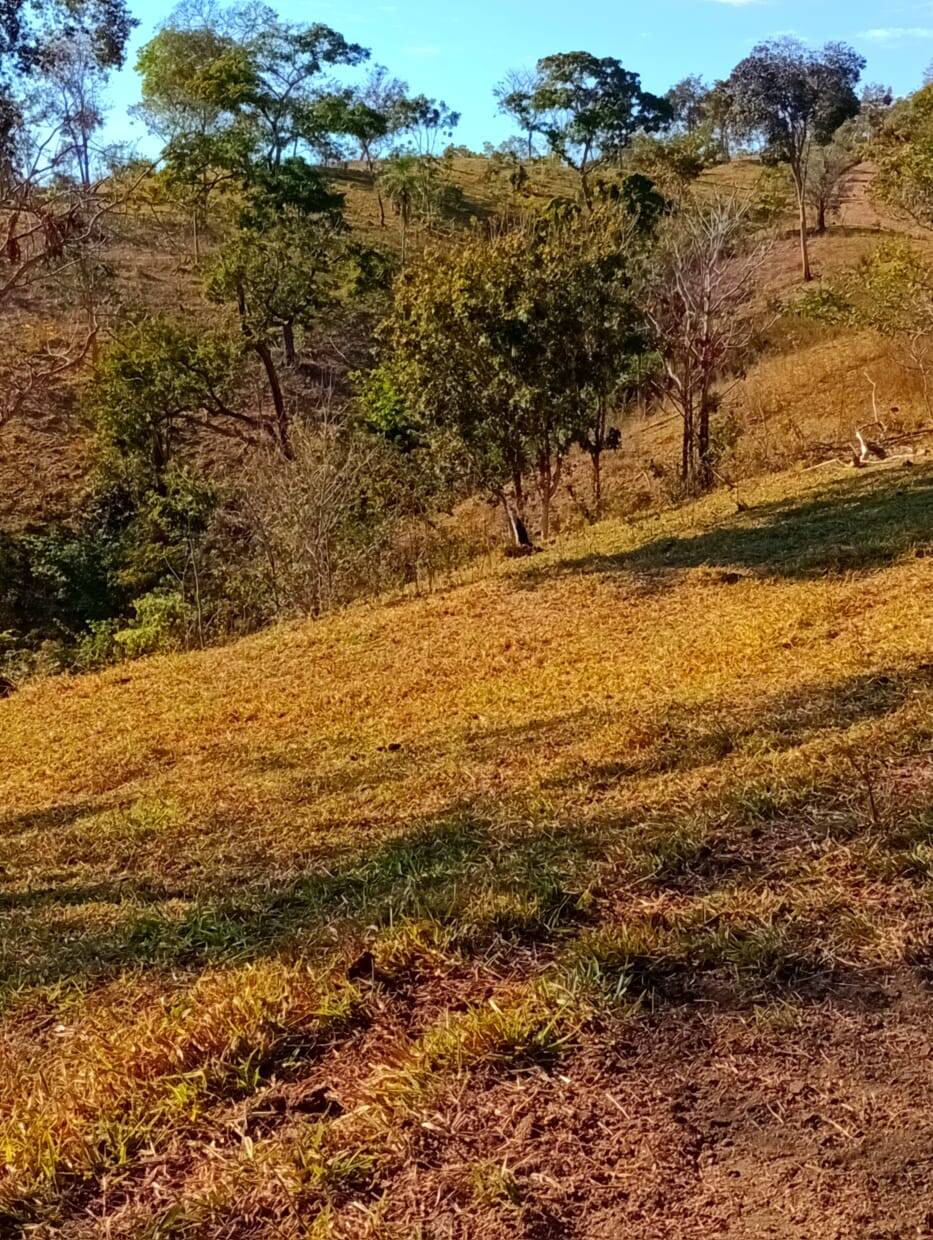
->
[0, 801, 109, 839]
[519, 469, 933, 588]
[0, 809, 601, 990]
[544, 661, 933, 789]
[1, 651, 929, 1004]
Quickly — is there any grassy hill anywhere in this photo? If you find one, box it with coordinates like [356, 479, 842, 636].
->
[1, 456, 931, 1236]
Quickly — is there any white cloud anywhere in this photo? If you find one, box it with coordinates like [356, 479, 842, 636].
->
[859, 26, 933, 40]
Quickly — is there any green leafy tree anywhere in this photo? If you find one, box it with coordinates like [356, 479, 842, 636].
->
[390, 93, 460, 155]
[727, 38, 864, 280]
[498, 51, 672, 206]
[377, 153, 461, 259]
[703, 79, 736, 160]
[665, 75, 709, 134]
[204, 214, 348, 449]
[872, 84, 933, 231]
[88, 316, 255, 492]
[136, 6, 368, 232]
[625, 130, 713, 196]
[851, 240, 933, 410]
[134, 24, 248, 255]
[374, 207, 648, 541]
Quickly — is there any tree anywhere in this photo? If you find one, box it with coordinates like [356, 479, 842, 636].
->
[136, 5, 368, 233]
[204, 213, 347, 449]
[134, 22, 245, 256]
[704, 79, 736, 160]
[498, 51, 672, 206]
[39, 31, 108, 186]
[494, 67, 542, 158]
[872, 84, 933, 232]
[850, 240, 933, 411]
[0, 0, 136, 429]
[391, 94, 460, 156]
[642, 196, 767, 491]
[806, 135, 858, 233]
[728, 38, 864, 281]
[625, 130, 712, 197]
[0, 0, 134, 77]
[665, 75, 709, 134]
[88, 317, 251, 491]
[857, 83, 894, 142]
[374, 207, 648, 541]
[377, 153, 460, 260]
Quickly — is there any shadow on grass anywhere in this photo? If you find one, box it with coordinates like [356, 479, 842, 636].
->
[0, 801, 105, 839]
[1, 655, 929, 1003]
[545, 661, 933, 790]
[0, 811, 602, 990]
[520, 468, 933, 588]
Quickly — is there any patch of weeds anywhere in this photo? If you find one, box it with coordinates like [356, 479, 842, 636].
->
[882, 811, 933, 883]
[96, 800, 183, 843]
[748, 998, 806, 1033]
[293, 1122, 380, 1201]
[561, 924, 679, 1004]
[627, 821, 715, 884]
[463, 880, 592, 944]
[896, 842, 933, 883]
[733, 777, 823, 825]
[127, 906, 257, 962]
[369, 987, 582, 1120]
[688, 918, 819, 986]
[470, 1159, 524, 1207]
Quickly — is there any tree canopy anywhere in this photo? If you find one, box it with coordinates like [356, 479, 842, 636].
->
[728, 38, 864, 278]
[498, 51, 672, 204]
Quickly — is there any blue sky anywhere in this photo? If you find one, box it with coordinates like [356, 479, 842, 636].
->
[106, 0, 933, 153]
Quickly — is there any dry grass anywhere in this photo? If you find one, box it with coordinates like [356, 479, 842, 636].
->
[0, 459, 931, 1233]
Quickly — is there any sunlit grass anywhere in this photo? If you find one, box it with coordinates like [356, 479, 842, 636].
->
[0, 461, 930, 1230]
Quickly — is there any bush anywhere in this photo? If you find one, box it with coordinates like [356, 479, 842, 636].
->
[113, 590, 194, 659]
[241, 423, 471, 617]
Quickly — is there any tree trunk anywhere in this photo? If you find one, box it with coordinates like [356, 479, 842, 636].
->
[590, 449, 602, 513]
[793, 172, 812, 282]
[254, 340, 291, 457]
[681, 401, 694, 485]
[697, 398, 713, 491]
[537, 451, 563, 541]
[192, 208, 200, 264]
[506, 505, 532, 548]
[282, 321, 297, 367]
[816, 199, 827, 235]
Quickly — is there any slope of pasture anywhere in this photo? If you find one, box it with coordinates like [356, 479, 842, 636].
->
[0, 458, 931, 1236]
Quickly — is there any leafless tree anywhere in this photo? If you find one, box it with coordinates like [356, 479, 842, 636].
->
[0, 151, 149, 431]
[41, 33, 108, 188]
[242, 421, 389, 617]
[643, 195, 770, 490]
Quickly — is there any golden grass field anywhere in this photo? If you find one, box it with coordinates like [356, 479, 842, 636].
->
[1, 457, 932, 1236]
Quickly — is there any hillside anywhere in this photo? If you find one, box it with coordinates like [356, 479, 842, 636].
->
[1, 154, 930, 536]
[1, 456, 931, 1236]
